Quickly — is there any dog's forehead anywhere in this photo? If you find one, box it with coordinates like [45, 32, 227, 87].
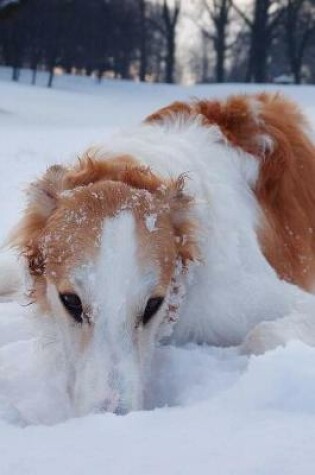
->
[41, 182, 177, 285]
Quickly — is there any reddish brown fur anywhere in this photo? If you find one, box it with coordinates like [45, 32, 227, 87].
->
[147, 93, 315, 291]
[63, 151, 199, 266]
[10, 150, 199, 310]
[64, 153, 163, 193]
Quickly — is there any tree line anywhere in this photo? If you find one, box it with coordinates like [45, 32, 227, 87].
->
[198, 0, 315, 84]
[0, 0, 314, 86]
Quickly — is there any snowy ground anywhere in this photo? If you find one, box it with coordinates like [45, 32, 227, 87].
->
[1, 69, 315, 474]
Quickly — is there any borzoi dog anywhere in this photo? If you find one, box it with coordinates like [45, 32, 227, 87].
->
[1, 93, 315, 415]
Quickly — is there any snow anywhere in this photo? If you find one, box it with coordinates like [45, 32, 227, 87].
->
[1, 69, 315, 474]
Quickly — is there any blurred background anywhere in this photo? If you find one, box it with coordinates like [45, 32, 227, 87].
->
[0, 0, 314, 87]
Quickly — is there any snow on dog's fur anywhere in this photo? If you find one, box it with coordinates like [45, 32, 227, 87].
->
[2, 92, 315, 415]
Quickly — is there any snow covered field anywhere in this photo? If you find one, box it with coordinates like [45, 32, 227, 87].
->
[1, 70, 315, 474]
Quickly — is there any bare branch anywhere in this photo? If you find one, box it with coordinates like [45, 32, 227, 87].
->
[230, 0, 252, 27]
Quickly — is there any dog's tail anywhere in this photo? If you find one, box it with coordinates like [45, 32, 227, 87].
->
[0, 254, 24, 303]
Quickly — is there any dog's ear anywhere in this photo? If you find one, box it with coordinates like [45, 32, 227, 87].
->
[165, 175, 200, 266]
[9, 165, 67, 276]
[27, 165, 67, 218]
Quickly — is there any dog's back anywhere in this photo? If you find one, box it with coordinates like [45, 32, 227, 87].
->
[147, 93, 315, 292]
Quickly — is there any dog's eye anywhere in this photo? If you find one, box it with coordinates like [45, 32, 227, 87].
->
[142, 297, 164, 326]
[59, 293, 83, 323]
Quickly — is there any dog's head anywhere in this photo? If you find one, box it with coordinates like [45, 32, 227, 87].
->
[11, 152, 198, 415]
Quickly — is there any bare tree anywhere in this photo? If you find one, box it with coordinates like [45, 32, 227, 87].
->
[201, 0, 232, 82]
[232, 0, 284, 82]
[285, 0, 315, 83]
[138, 0, 148, 81]
[161, 0, 181, 83]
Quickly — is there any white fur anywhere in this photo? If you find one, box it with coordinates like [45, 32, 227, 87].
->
[98, 118, 315, 351]
[74, 212, 145, 414]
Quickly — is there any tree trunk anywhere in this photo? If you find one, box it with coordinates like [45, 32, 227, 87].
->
[162, 0, 180, 84]
[165, 33, 175, 83]
[47, 66, 54, 88]
[139, 0, 147, 82]
[31, 53, 40, 85]
[246, 0, 270, 82]
[215, 23, 226, 82]
[31, 65, 38, 85]
[12, 66, 20, 81]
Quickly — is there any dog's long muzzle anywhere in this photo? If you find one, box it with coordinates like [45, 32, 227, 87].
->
[73, 330, 143, 416]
